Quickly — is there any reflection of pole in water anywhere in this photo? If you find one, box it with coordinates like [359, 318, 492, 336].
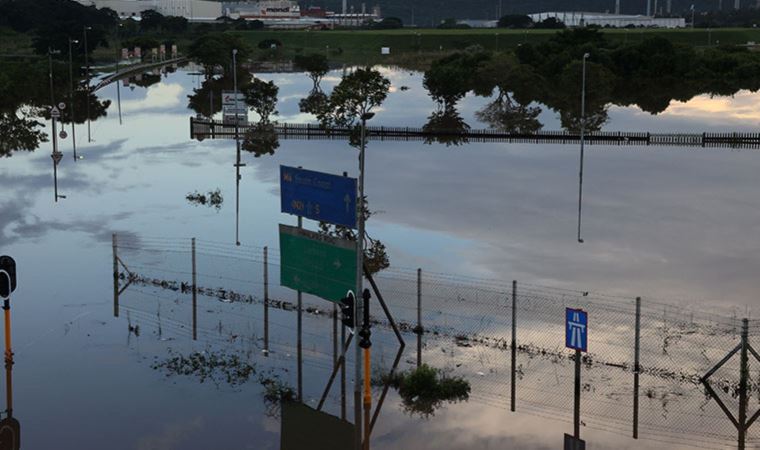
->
[263, 246, 269, 356]
[84, 26, 92, 143]
[577, 53, 589, 244]
[68, 38, 78, 161]
[192, 238, 197, 341]
[297, 216, 303, 401]
[112, 234, 119, 317]
[232, 49, 243, 247]
[116, 50, 123, 126]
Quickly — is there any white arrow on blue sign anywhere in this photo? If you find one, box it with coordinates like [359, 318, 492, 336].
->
[565, 308, 588, 352]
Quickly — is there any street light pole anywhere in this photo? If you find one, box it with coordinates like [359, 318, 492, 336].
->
[577, 53, 589, 244]
[68, 38, 79, 161]
[83, 26, 92, 143]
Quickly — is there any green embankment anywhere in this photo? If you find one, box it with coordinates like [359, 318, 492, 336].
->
[236, 27, 760, 62]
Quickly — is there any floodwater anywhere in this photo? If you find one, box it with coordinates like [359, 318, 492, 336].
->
[2, 64, 760, 449]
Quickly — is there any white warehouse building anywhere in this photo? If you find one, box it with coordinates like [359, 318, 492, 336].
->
[76, 0, 223, 21]
[529, 12, 686, 28]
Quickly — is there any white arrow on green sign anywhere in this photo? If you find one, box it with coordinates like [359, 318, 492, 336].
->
[279, 224, 357, 303]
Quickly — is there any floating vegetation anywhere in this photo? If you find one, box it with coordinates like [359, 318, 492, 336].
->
[152, 349, 255, 387]
[259, 371, 295, 418]
[186, 189, 223, 211]
[377, 364, 470, 417]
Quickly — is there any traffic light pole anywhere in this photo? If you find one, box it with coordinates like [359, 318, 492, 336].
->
[354, 117, 368, 450]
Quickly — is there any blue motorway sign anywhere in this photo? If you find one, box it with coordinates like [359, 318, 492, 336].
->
[280, 166, 357, 229]
[565, 308, 588, 352]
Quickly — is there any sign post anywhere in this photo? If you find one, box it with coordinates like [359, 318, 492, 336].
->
[278, 224, 357, 302]
[221, 90, 246, 124]
[280, 166, 357, 229]
[565, 308, 588, 450]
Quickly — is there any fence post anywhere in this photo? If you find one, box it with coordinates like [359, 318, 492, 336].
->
[633, 296, 641, 439]
[192, 238, 197, 341]
[264, 246, 269, 356]
[112, 233, 119, 318]
[739, 318, 749, 450]
[416, 268, 422, 368]
[511, 280, 517, 412]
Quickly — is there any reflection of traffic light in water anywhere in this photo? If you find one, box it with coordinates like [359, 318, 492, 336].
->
[0, 288, 20, 450]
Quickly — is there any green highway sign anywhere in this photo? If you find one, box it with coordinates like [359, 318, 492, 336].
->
[279, 224, 357, 303]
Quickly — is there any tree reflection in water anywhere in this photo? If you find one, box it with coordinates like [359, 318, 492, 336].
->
[422, 106, 470, 147]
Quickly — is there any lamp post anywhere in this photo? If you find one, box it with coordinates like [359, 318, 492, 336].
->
[577, 53, 589, 244]
[68, 38, 79, 161]
[83, 26, 92, 142]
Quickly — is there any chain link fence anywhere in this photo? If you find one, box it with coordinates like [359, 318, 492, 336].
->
[113, 234, 760, 449]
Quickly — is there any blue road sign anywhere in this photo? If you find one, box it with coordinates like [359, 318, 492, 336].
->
[280, 166, 357, 229]
[565, 308, 588, 352]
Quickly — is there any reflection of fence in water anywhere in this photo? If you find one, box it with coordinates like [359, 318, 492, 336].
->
[114, 234, 760, 449]
[189, 117, 760, 149]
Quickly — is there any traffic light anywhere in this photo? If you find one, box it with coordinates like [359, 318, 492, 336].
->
[339, 292, 355, 329]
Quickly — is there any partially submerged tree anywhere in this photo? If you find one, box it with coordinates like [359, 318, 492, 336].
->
[315, 67, 391, 274]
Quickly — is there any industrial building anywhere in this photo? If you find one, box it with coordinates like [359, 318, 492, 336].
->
[75, 0, 223, 21]
[528, 11, 686, 28]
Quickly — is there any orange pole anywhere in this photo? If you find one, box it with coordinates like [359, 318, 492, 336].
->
[363, 348, 371, 405]
[363, 348, 371, 450]
[4, 306, 10, 360]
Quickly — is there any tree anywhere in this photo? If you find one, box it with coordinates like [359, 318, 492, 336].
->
[534, 17, 565, 29]
[294, 54, 330, 89]
[162, 16, 188, 33]
[372, 17, 403, 29]
[243, 77, 278, 124]
[315, 67, 391, 274]
[188, 33, 252, 73]
[497, 15, 532, 29]
[140, 10, 165, 30]
[317, 67, 390, 132]
[423, 51, 489, 107]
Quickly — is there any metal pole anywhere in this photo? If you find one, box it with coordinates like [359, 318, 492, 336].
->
[1, 281, 12, 418]
[511, 280, 517, 412]
[341, 320, 347, 420]
[416, 268, 422, 368]
[264, 246, 269, 355]
[355, 117, 368, 449]
[192, 238, 197, 341]
[739, 318, 749, 450]
[297, 216, 303, 401]
[68, 38, 77, 161]
[574, 348, 581, 439]
[116, 49, 122, 125]
[577, 53, 589, 244]
[52, 117, 60, 202]
[48, 48, 55, 107]
[233, 49, 241, 246]
[83, 26, 91, 143]
[113, 234, 119, 317]
[333, 303, 338, 368]
[633, 297, 641, 439]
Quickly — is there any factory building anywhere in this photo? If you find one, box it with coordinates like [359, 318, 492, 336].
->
[75, 0, 223, 21]
[528, 12, 685, 28]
